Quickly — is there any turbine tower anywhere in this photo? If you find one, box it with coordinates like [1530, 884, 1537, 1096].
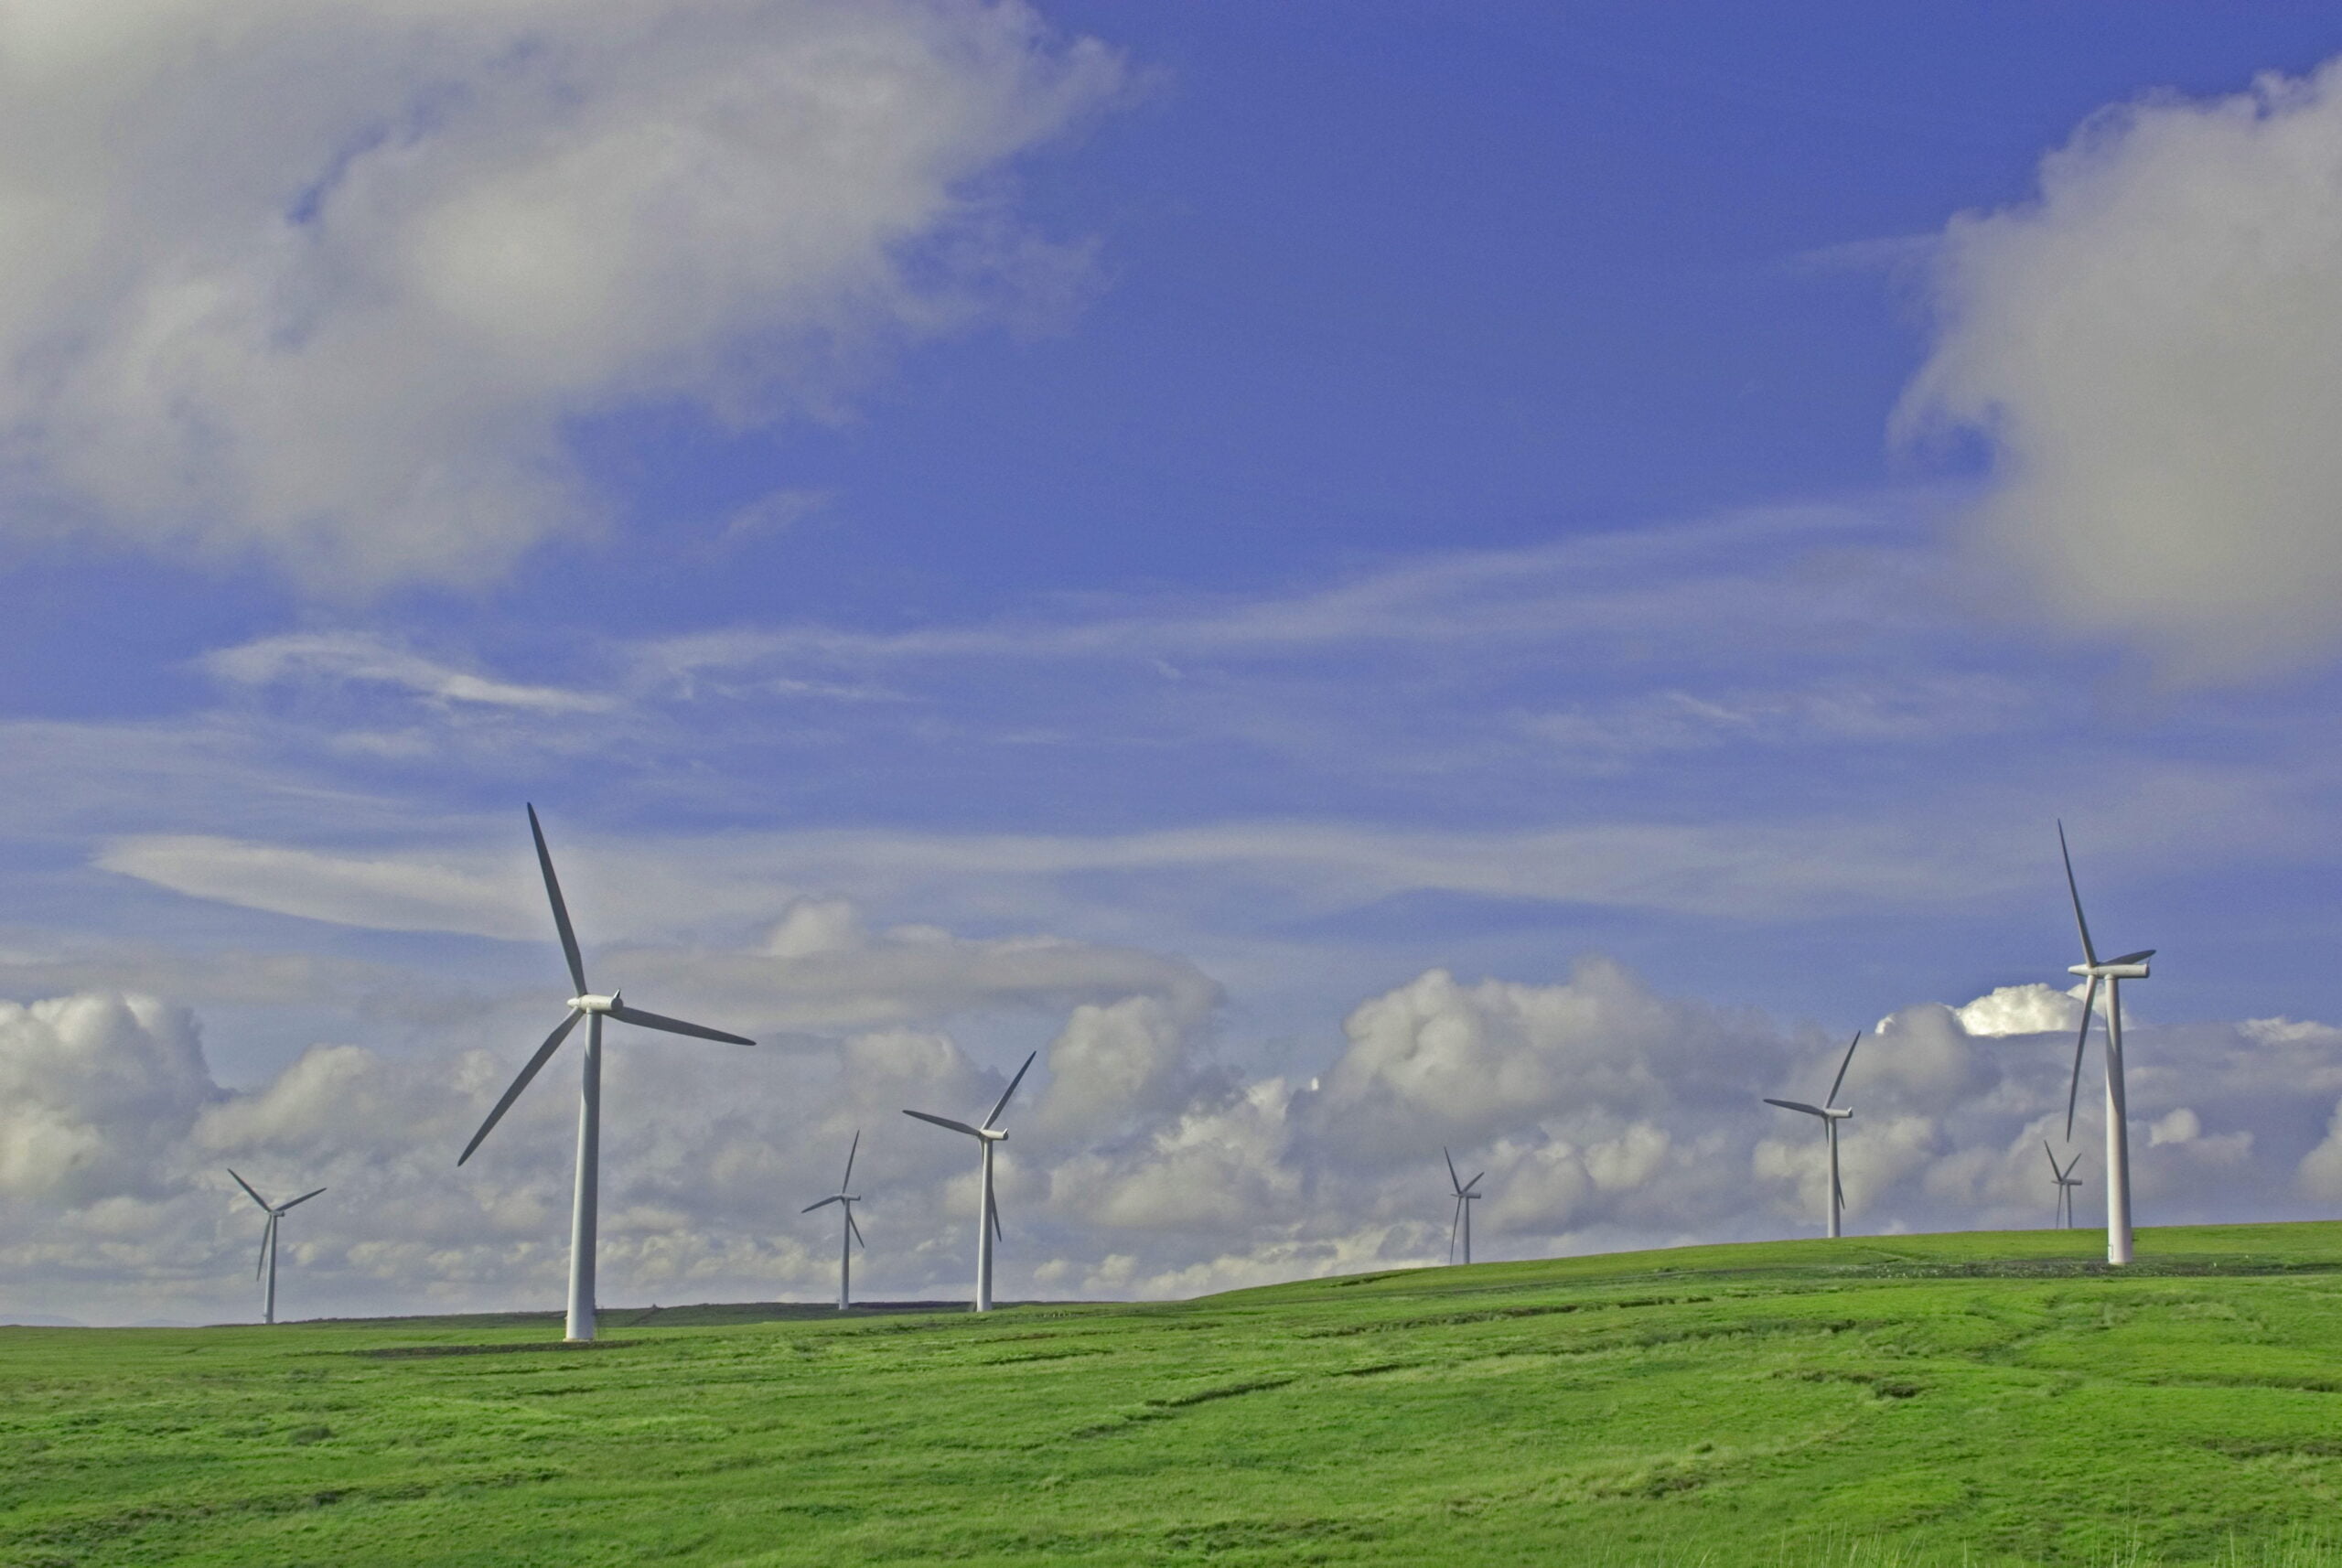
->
[801, 1131, 865, 1311]
[2044, 1140, 2085, 1230]
[1764, 1031, 1862, 1239]
[2057, 821, 2154, 1266]
[457, 804, 756, 1342]
[227, 1170, 325, 1326]
[904, 1051, 1035, 1313]
[1443, 1148, 1485, 1265]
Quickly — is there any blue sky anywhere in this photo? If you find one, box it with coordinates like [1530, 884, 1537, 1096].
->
[12, 1, 2342, 1323]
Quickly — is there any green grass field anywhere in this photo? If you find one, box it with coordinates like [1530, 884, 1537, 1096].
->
[8, 1223, 2342, 1566]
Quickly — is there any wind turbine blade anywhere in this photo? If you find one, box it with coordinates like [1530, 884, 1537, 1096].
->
[527, 803, 588, 995]
[1833, 1171, 1846, 1214]
[2044, 1140, 2062, 1178]
[841, 1129, 860, 1191]
[1444, 1146, 1462, 1194]
[983, 1050, 1037, 1131]
[1764, 1098, 1829, 1119]
[255, 1214, 274, 1281]
[903, 1109, 984, 1138]
[802, 1195, 843, 1213]
[987, 1187, 1003, 1242]
[605, 1003, 754, 1047]
[2057, 820, 2099, 967]
[1449, 1196, 1462, 1264]
[226, 1168, 272, 1211]
[2064, 974, 2099, 1141]
[847, 1208, 865, 1249]
[2107, 950, 2155, 966]
[1466, 1173, 1486, 1195]
[279, 1187, 328, 1212]
[458, 1009, 584, 1165]
[1826, 1031, 1863, 1108]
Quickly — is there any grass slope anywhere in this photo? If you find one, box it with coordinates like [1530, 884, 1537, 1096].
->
[6, 1224, 2342, 1566]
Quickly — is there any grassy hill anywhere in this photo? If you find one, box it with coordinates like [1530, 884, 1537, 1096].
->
[5, 1223, 2342, 1566]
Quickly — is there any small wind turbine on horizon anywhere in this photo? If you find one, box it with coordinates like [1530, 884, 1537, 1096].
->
[802, 1131, 865, 1311]
[2044, 1140, 2085, 1230]
[1764, 1031, 1862, 1239]
[1443, 1148, 1484, 1265]
[227, 1169, 325, 1326]
[904, 1051, 1036, 1313]
[2057, 821, 2154, 1266]
[457, 804, 756, 1343]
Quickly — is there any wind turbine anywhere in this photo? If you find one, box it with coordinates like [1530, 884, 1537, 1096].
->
[227, 1170, 325, 1326]
[1443, 1148, 1485, 1265]
[457, 804, 756, 1342]
[801, 1131, 865, 1311]
[2044, 1140, 2085, 1230]
[2057, 821, 2154, 1266]
[1764, 1031, 1862, 1239]
[903, 1051, 1035, 1313]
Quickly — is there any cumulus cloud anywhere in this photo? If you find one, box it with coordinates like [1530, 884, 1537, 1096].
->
[0, 0, 1120, 591]
[1901, 58, 2342, 681]
[12, 953, 2342, 1325]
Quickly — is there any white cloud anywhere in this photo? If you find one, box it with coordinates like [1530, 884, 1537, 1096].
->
[1955, 983, 2080, 1038]
[205, 632, 612, 714]
[0, 0, 1120, 591]
[1901, 57, 2342, 681]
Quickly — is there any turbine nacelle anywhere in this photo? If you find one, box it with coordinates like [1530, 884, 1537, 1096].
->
[568, 993, 620, 1014]
[2068, 952, 2152, 981]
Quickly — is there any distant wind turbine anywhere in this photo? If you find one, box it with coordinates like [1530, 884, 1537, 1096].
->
[227, 1169, 325, 1326]
[1764, 1031, 1862, 1239]
[2057, 821, 2154, 1266]
[2044, 1140, 2085, 1230]
[802, 1131, 865, 1311]
[904, 1051, 1036, 1313]
[1443, 1148, 1485, 1265]
[457, 804, 756, 1343]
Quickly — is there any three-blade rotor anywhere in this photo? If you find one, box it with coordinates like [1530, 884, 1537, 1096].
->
[2057, 822, 2154, 1139]
[228, 1170, 325, 1279]
[904, 1051, 1037, 1244]
[1443, 1147, 1485, 1264]
[458, 806, 756, 1166]
[802, 1131, 865, 1248]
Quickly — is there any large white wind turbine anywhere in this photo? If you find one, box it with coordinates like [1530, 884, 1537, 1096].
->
[1764, 1031, 1862, 1239]
[1443, 1148, 1485, 1265]
[228, 1170, 325, 1326]
[801, 1131, 865, 1311]
[2056, 821, 2154, 1266]
[457, 804, 756, 1342]
[2044, 1140, 2085, 1230]
[903, 1051, 1035, 1313]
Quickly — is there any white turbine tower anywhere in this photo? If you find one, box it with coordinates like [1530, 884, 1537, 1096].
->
[2044, 1140, 2085, 1230]
[1764, 1031, 1862, 1239]
[457, 804, 756, 1343]
[228, 1170, 325, 1326]
[2057, 821, 2154, 1266]
[1443, 1148, 1484, 1265]
[801, 1130, 865, 1311]
[904, 1051, 1036, 1313]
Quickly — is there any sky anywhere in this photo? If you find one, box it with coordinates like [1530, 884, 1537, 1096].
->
[11, 0, 2342, 1324]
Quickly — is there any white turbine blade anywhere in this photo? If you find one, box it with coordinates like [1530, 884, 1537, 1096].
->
[1825, 1030, 1863, 1108]
[605, 1003, 754, 1047]
[1444, 1146, 1463, 1194]
[1833, 1170, 1846, 1215]
[987, 1186, 1003, 1241]
[2043, 1139, 2063, 1178]
[1449, 1196, 1462, 1264]
[903, 1109, 984, 1138]
[840, 1129, 860, 1191]
[255, 1213, 274, 1281]
[982, 1050, 1037, 1131]
[458, 1009, 584, 1165]
[2107, 949, 2155, 966]
[278, 1187, 328, 1212]
[1465, 1172, 1486, 1195]
[1764, 1098, 1829, 1119]
[847, 1208, 865, 1249]
[802, 1195, 843, 1213]
[226, 1168, 272, 1211]
[2057, 820, 2099, 967]
[2064, 974, 2099, 1141]
[527, 803, 589, 995]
